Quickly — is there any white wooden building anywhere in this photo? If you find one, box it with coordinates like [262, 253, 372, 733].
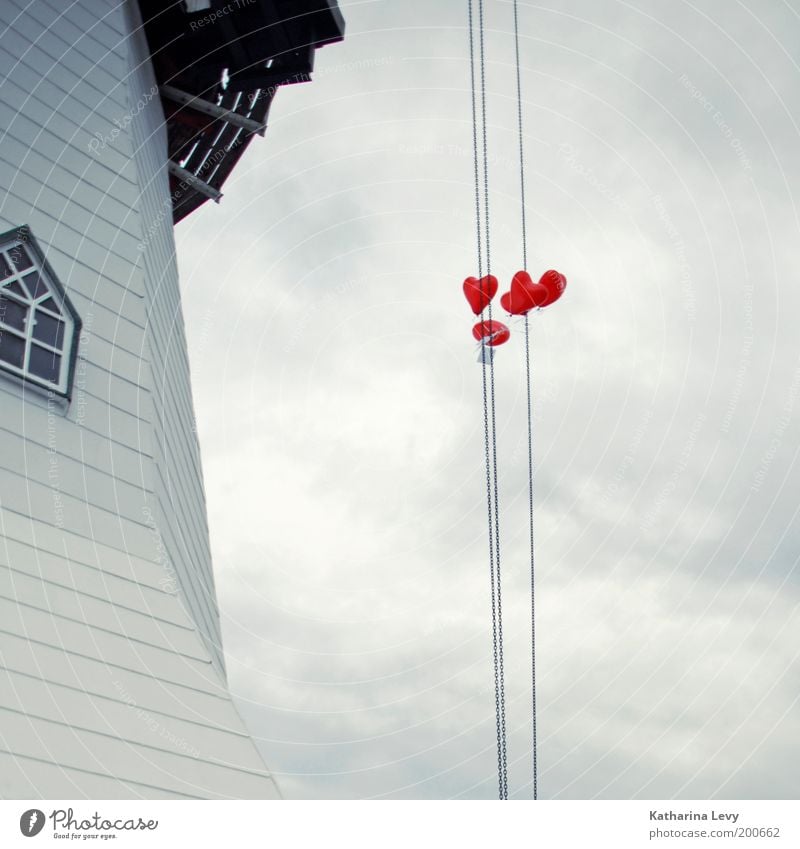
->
[0, 0, 343, 799]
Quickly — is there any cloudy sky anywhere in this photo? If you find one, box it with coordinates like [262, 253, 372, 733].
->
[174, 0, 800, 799]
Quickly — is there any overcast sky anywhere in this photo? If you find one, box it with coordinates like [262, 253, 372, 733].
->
[174, 0, 800, 799]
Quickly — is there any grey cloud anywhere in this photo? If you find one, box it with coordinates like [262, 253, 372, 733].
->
[175, 0, 800, 798]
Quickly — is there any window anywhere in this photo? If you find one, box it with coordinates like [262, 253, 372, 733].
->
[0, 226, 81, 398]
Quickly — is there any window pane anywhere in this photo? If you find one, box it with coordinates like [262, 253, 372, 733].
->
[38, 295, 62, 316]
[0, 329, 25, 369]
[3, 280, 27, 299]
[22, 271, 48, 299]
[0, 254, 11, 280]
[8, 245, 33, 272]
[28, 344, 61, 383]
[33, 310, 65, 349]
[0, 295, 28, 332]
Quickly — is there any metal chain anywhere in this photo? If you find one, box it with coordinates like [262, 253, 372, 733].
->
[468, 0, 483, 281]
[478, 0, 508, 800]
[513, 0, 528, 271]
[469, 0, 501, 801]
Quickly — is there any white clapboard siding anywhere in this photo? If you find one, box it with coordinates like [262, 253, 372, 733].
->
[8, 0, 128, 74]
[0, 136, 139, 219]
[0, 669, 260, 768]
[0, 440, 153, 510]
[64, 298, 148, 355]
[39, 0, 126, 38]
[0, 630, 235, 725]
[0, 102, 135, 189]
[0, 547, 185, 626]
[0, 576, 203, 660]
[0, 133, 140, 214]
[0, 510, 167, 590]
[125, 3, 226, 673]
[0, 16, 128, 110]
[0, 480, 156, 559]
[0, 709, 276, 800]
[0, 418, 151, 484]
[0, 752, 198, 800]
[0, 597, 209, 673]
[75, 339, 150, 388]
[0, 0, 278, 798]
[0, 381, 155, 458]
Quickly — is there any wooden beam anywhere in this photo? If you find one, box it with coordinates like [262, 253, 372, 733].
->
[160, 85, 266, 136]
[167, 160, 223, 203]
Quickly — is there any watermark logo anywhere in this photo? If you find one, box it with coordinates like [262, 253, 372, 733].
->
[557, 142, 631, 213]
[19, 809, 45, 837]
[678, 73, 752, 172]
[18, 808, 160, 837]
[88, 84, 159, 154]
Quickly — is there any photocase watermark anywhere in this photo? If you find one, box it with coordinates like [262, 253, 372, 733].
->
[73, 312, 94, 429]
[20, 806, 159, 837]
[423, 610, 462, 637]
[557, 143, 630, 213]
[6, 225, 31, 270]
[751, 358, 800, 493]
[640, 412, 706, 531]
[652, 193, 696, 323]
[720, 282, 754, 434]
[112, 679, 200, 759]
[137, 192, 175, 254]
[243, 57, 392, 108]
[397, 142, 517, 172]
[141, 504, 180, 594]
[19, 808, 46, 837]
[679, 73, 752, 172]
[601, 406, 654, 506]
[88, 84, 159, 154]
[46, 391, 65, 528]
[189, 0, 256, 30]
[319, 55, 394, 76]
[195, 307, 214, 360]
[503, 375, 561, 471]
[137, 144, 232, 253]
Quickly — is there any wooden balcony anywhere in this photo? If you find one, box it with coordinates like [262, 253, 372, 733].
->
[138, 0, 345, 222]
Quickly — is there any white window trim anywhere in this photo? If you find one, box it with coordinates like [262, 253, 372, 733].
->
[0, 226, 81, 399]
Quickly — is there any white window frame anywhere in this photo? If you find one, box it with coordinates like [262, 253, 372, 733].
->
[0, 226, 81, 399]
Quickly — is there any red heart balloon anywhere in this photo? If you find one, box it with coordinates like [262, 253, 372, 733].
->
[504, 270, 549, 315]
[472, 319, 510, 346]
[499, 287, 535, 315]
[500, 283, 544, 315]
[538, 269, 567, 306]
[463, 274, 498, 315]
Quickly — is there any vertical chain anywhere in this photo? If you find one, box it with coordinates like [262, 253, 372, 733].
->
[513, 0, 528, 271]
[477, 0, 508, 800]
[468, 0, 505, 801]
